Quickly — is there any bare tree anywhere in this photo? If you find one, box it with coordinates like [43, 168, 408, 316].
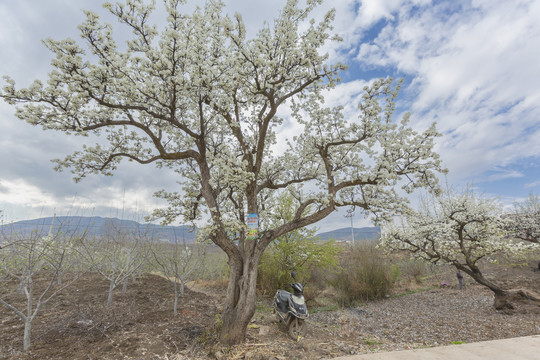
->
[78, 220, 150, 306]
[0, 223, 81, 351]
[151, 231, 206, 315]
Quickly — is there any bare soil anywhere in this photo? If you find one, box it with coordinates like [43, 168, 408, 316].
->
[1, 261, 539, 360]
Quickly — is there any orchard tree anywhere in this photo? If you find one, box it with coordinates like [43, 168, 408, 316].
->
[151, 235, 206, 315]
[1, 0, 445, 344]
[77, 221, 149, 306]
[506, 193, 540, 244]
[0, 226, 80, 351]
[380, 189, 540, 309]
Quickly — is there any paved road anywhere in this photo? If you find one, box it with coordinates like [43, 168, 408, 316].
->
[333, 335, 540, 360]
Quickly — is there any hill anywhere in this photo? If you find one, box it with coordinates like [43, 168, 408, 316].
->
[0, 216, 197, 243]
[316, 226, 381, 241]
[1, 216, 380, 243]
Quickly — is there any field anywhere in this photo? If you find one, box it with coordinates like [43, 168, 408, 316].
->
[1, 257, 539, 360]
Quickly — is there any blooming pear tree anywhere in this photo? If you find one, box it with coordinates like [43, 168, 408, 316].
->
[505, 193, 540, 244]
[380, 189, 540, 309]
[1, 0, 445, 344]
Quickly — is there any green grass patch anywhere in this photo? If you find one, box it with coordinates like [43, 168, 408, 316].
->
[365, 339, 382, 346]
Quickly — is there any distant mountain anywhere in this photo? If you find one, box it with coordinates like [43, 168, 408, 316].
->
[316, 227, 381, 242]
[1, 216, 380, 244]
[1, 216, 197, 243]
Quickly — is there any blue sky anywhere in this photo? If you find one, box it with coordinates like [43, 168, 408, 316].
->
[1, 0, 539, 232]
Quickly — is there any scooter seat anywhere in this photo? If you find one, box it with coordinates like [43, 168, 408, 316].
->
[274, 290, 291, 313]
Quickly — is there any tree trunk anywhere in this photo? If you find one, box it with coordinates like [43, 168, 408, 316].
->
[461, 267, 513, 309]
[458, 265, 540, 309]
[23, 318, 32, 351]
[494, 288, 540, 310]
[173, 281, 178, 316]
[122, 277, 128, 292]
[493, 290, 513, 310]
[219, 256, 258, 345]
[107, 280, 115, 306]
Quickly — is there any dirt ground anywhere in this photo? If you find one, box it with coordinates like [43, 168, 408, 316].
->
[1, 261, 539, 360]
[0, 273, 217, 359]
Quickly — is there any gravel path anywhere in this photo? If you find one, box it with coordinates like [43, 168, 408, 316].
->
[316, 287, 539, 344]
[296, 286, 540, 358]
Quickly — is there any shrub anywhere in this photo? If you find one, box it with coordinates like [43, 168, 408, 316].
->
[402, 261, 427, 284]
[257, 238, 339, 296]
[331, 242, 395, 306]
[257, 193, 340, 296]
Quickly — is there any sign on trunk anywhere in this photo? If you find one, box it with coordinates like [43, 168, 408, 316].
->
[247, 213, 258, 239]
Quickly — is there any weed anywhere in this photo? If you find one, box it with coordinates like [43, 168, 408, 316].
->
[365, 339, 382, 346]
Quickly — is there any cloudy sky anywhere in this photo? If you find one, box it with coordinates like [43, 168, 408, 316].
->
[1, 0, 539, 232]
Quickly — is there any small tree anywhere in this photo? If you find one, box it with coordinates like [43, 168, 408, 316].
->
[151, 234, 206, 315]
[506, 193, 540, 244]
[380, 189, 540, 309]
[78, 221, 149, 306]
[0, 227, 80, 351]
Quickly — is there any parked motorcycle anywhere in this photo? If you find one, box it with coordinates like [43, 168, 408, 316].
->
[273, 272, 308, 339]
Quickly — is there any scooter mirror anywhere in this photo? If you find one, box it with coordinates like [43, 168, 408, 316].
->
[291, 271, 297, 280]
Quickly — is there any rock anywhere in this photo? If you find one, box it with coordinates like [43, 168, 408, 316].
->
[258, 325, 270, 336]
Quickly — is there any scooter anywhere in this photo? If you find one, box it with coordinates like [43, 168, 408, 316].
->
[273, 272, 308, 340]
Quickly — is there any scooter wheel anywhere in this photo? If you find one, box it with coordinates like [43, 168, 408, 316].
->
[288, 317, 307, 340]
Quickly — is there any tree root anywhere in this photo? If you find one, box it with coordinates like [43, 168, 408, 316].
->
[494, 288, 540, 310]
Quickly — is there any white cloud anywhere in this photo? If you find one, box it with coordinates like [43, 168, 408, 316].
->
[0, 177, 167, 224]
[0, 179, 56, 207]
[525, 181, 540, 189]
[485, 169, 524, 182]
[349, 0, 540, 184]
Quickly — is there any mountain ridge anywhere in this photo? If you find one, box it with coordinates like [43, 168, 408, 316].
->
[1, 216, 197, 243]
[1, 216, 380, 243]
